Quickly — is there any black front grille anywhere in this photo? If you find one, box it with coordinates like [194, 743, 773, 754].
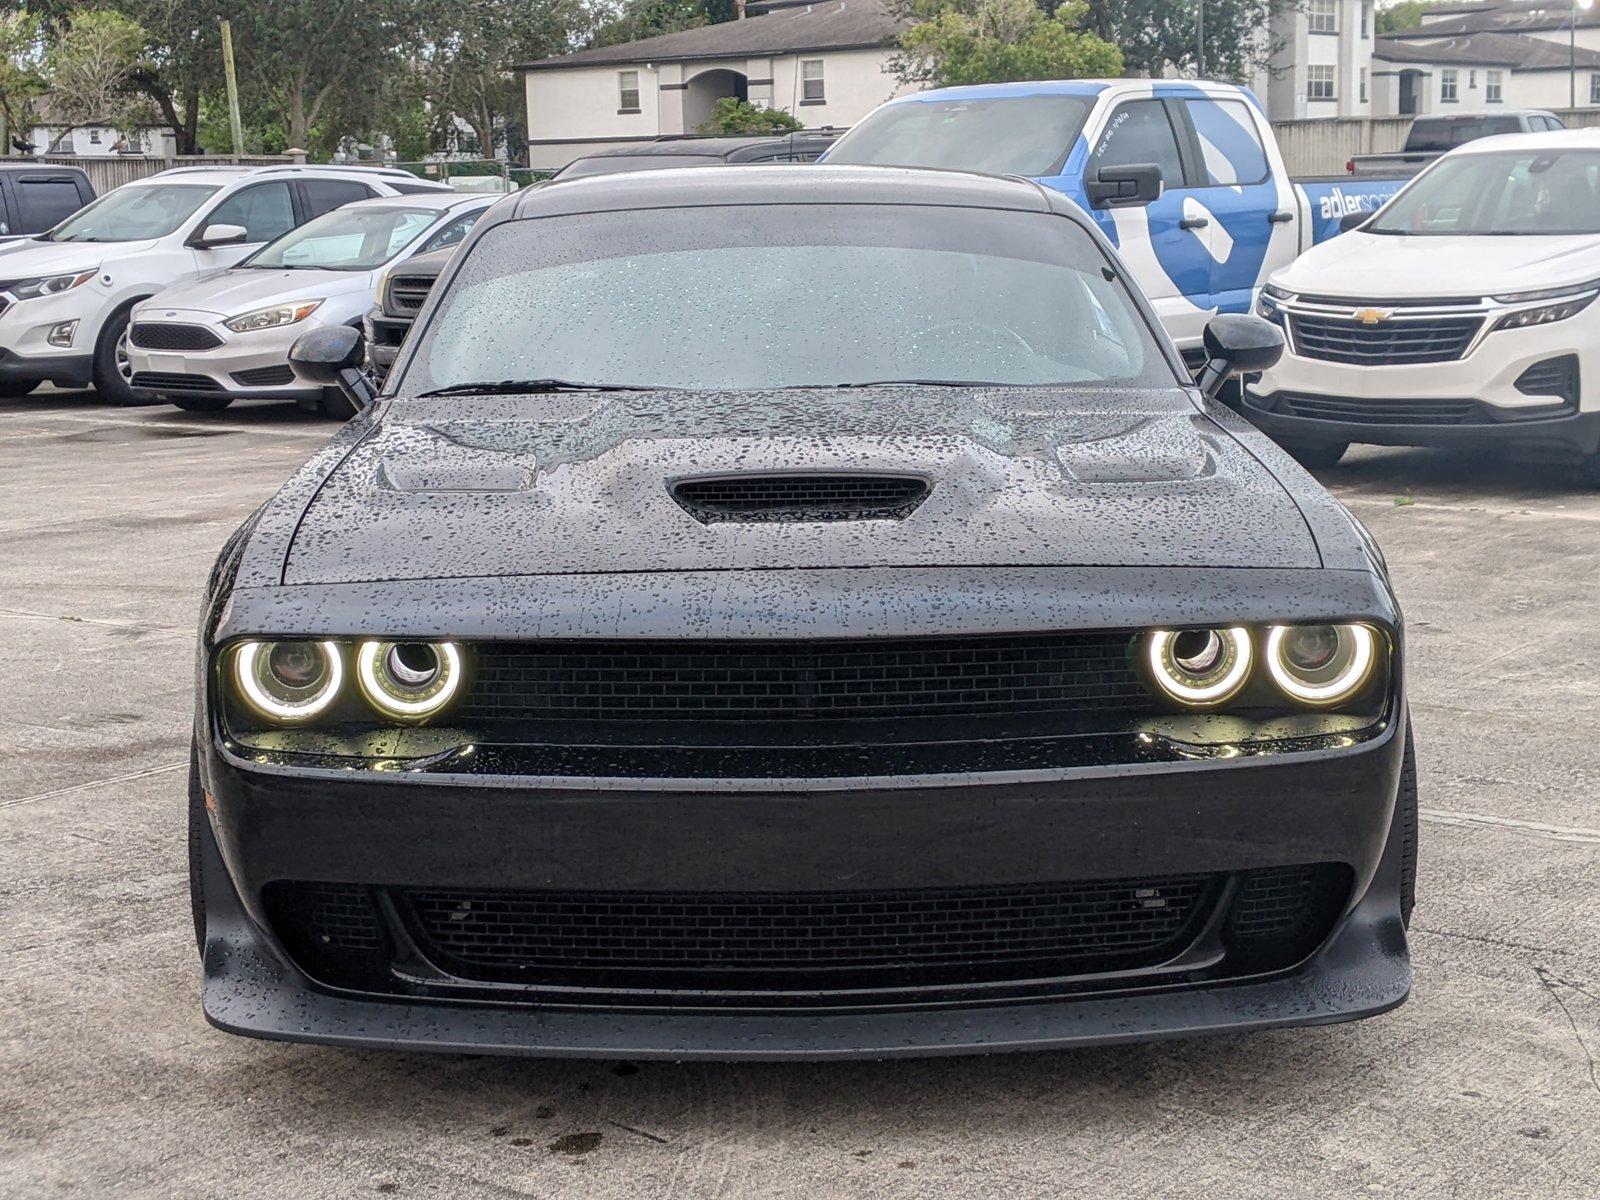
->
[387, 275, 436, 312]
[672, 473, 930, 523]
[1274, 393, 1483, 426]
[405, 875, 1213, 989]
[130, 371, 221, 393]
[230, 364, 296, 387]
[1290, 313, 1481, 365]
[264, 865, 1352, 1001]
[460, 633, 1145, 725]
[129, 322, 223, 351]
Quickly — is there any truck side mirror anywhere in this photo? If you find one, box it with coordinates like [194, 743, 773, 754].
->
[1339, 209, 1375, 232]
[290, 325, 375, 411]
[1193, 314, 1284, 400]
[1086, 164, 1163, 210]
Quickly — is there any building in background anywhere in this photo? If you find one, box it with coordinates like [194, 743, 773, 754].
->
[519, 0, 912, 170]
[1261, 0, 1378, 121]
[21, 93, 177, 158]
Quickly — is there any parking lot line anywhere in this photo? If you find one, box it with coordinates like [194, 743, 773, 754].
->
[1420, 808, 1600, 845]
[1, 761, 185, 810]
[1337, 494, 1600, 524]
[0, 409, 332, 438]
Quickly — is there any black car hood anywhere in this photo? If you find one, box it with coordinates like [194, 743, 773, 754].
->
[281, 387, 1320, 585]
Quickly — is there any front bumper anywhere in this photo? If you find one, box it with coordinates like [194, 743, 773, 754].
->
[127, 308, 326, 400]
[196, 714, 1412, 1059]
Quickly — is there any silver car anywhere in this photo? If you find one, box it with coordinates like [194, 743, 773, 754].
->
[126, 191, 495, 418]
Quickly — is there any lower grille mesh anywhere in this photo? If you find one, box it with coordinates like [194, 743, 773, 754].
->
[406, 876, 1211, 985]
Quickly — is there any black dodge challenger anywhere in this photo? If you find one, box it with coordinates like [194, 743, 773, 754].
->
[191, 166, 1416, 1059]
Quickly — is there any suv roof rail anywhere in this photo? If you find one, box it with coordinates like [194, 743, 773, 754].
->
[151, 163, 428, 180]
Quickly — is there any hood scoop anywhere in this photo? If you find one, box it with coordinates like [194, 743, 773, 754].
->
[670, 472, 931, 524]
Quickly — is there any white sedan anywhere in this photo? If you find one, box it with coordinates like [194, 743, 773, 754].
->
[127, 191, 495, 418]
[1245, 129, 1600, 485]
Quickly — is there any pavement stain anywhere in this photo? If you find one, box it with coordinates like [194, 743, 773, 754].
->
[548, 1131, 602, 1156]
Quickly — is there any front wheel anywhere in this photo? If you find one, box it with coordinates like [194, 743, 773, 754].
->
[1399, 719, 1418, 929]
[188, 743, 206, 956]
[91, 308, 143, 405]
[169, 394, 234, 413]
[1280, 439, 1349, 469]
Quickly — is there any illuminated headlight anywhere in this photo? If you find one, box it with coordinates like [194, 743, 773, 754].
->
[233, 640, 343, 721]
[1144, 627, 1252, 708]
[1265, 624, 1378, 706]
[9, 269, 96, 300]
[1490, 292, 1596, 331]
[355, 640, 464, 720]
[224, 300, 323, 333]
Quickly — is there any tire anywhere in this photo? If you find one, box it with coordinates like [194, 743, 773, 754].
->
[91, 306, 142, 405]
[0, 379, 38, 398]
[319, 384, 360, 421]
[1281, 439, 1349, 469]
[169, 394, 234, 413]
[1398, 718, 1419, 929]
[187, 742, 207, 956]
[1579, 452, 1600, 488]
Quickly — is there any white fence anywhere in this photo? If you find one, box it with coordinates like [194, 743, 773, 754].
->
[25, 153, 299, 193]
[1273, 108, 1600, 177]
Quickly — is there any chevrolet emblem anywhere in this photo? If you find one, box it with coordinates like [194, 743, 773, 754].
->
[1352, 307, 1393, 325]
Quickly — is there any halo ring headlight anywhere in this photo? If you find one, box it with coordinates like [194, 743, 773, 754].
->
[356, 640, 464, 720]
[1145, 627, 1252, 708]
[234, 640, 342, 721]
[1265, 623, 1377, 706]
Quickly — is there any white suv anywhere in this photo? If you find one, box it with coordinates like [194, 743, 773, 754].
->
[0, 164, 448, 403]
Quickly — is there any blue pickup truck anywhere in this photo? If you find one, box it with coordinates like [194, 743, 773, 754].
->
[823, 80, 1406, 357]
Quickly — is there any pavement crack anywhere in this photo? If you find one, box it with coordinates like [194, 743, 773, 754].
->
[1410, 925, 1568, 957]
[1534, 965, 1600, 1102]
[604, 1117, 671, 1144]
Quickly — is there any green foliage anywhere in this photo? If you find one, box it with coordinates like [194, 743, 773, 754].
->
[1070, 0, 1274, 82]
[592, 0, 710, 48]
[695, 97, 804, 135]
[894, 0, 1122, 88]
[0, 11, 46, 135]
[45, 6, 149, 132]
[1377, 0, 1431, 33]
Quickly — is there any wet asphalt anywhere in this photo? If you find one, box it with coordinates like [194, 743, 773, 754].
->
[3, 389, 1599, 1198]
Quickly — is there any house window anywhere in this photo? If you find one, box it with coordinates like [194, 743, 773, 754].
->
[1486, 69, 1503, 102]
[800, 58, 825, 104]
[618, 70, 641, 114]
[1441, 69, 1458, 103]
[88, 127, 101, 144]
[1468, 69, 1477, 88]
[1307, 64, 1336, 101]
[1361, 0, 1372, 37]
[1591, 72, 1600, 104]
[1360, 68, 1368, 103]
[1308, 0, 1337, 33]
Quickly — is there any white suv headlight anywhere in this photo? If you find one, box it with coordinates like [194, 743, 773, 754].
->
[7, 269, 96, 300]
[224, 300, 323, 333]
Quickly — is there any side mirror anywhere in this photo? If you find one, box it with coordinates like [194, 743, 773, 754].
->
[290, 325, 375, 411]
[1338, 209, 1374, 232]
[1193, 314, 1284, 400]
[192, 222, 248, 249]
[1086, 164, 1163, 209]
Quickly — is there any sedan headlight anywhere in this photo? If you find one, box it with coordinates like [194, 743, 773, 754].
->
[233, 640, 343, 721]
[1144, 627, 1253, 708]
[224, 300, 323, 333]
[1264, 624, 1378, 706]
[355, 640, 464, 720]
[7, 269, 96, 300]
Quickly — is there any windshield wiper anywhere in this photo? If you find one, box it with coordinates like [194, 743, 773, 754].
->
[787, 378, 1022, 389]
[416, 378, 669, 397]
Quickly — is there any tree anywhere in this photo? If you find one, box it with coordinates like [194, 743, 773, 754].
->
[696, 96, 802, 134]
[0, 11, 46, 144]
[892, 0, 1122, 89]
[1378, 0, 1432, 33]
[1077, 0, 1275, 82]
[43, 7, 150, 150]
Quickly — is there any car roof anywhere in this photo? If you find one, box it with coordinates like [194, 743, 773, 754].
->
[1444, 126, 1600, 155]
[338, 191, 493, 212]
[132, 164, 449, 190]
[879, 78, 1252, 105]
[512, 164, 1061, 220]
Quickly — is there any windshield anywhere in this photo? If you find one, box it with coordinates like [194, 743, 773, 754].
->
[246, 205, 442, 270]
[1368, 149, 1600, 235]
[45, 183, 218, 242]
[823, 96, 1092, 177]
[400, 204, 1171, 394]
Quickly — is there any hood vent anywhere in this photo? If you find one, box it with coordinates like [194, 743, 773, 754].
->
[671, 472, 930, 524]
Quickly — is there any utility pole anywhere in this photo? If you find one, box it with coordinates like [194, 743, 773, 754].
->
[220, 19, 245, 161]
[1573, 0, 1578, 109]
[1196, 0, 1206, 78]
